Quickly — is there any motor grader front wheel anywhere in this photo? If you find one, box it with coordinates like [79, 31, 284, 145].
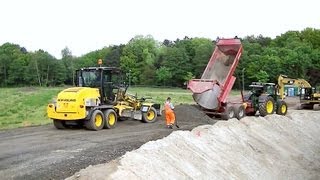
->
[259, 96, 275, 116]
[142, 107, 157, 123]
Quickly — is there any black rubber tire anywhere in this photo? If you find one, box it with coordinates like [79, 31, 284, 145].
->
[259, 96, 275, 116]
[221, 106, 235, 120]
[235, 105, 246, 120]
[53, 119, 66, 129]
[85, 110, 104, 131]
[276, 100, 288, 115]
[301, 103, 314, 110]
[104, 109, 117, 129]
[142, 107, 158, 123]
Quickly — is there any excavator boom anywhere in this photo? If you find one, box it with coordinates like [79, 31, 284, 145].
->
[278, 75, 312, 100]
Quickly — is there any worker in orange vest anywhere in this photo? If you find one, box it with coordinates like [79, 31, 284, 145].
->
[164, 97, 175, 128]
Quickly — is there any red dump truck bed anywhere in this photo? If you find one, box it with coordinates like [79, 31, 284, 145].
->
[188, 38, 243, 110]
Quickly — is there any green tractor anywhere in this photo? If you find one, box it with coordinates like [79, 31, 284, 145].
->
[244, 82, 288, 116]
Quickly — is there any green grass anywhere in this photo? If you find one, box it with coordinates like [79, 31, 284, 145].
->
[127, 87, 195, 106]
[0, 86, 240, 130]
[0, 87, 63, 129]
[0, 86, 194, 130]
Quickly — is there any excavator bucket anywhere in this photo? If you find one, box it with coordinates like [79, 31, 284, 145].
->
[188, 38, 242, 110]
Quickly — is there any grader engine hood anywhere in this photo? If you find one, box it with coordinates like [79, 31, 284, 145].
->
[55, 87, 100, 113]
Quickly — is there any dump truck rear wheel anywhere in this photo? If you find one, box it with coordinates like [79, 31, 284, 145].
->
[276, 100, 288, 115]
[221, 106, 235, 120]
[235, 105, 245, 120]
[104, 109, 117, 129]
[53, 119, 67, 129]
[85, 110, 105, 131]
[142, 107, 157, 123]
[259, 96, 275, 116]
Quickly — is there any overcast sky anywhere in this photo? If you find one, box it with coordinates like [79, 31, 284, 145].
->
[0, 0, 319, 58]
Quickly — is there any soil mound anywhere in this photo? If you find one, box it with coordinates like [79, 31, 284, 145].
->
[68, 109, 320, 180]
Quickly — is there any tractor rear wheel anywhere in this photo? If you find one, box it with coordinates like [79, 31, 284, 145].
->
[221, 106, 235, 120]
[104, 109, 117, 129]
[235, 105, 245, 120]
[142, 107, 157, 123]
[276, 100, 288, 115]
[53, 119, 67, 129]
[85, 110, 105, 131]
[259, 96, 275, 116]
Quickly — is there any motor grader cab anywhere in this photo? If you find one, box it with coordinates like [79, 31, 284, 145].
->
[278, 74, 320, 109]
[244, 82, 287, 116]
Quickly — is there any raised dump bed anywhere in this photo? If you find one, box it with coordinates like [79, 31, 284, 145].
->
[188, 38, 242, 115]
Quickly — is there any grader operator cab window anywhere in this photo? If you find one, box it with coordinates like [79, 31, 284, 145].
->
[75, 67, 123, 105]
[79, 70, 101, 87]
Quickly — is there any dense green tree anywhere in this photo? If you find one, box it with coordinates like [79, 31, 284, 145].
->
[155, 67, 172, 86]
[1, 28, 320, 87]
[120, 35, 159, 85]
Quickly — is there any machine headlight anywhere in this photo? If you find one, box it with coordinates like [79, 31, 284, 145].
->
[85, 98, 100, 106]
[141, 106, 149, 112]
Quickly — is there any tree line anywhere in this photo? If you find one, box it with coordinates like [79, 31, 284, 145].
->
[0, 27, 319, 88]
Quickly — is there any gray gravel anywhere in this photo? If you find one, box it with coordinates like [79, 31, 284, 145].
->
[0, 105, 217, 180]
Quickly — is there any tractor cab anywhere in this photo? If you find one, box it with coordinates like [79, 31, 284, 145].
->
[243, 82, 287, 116]
[249, 82, 277, 97]
[75, 67, 123, 105]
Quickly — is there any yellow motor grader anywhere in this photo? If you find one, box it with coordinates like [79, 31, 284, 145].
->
[47, 66, 160, 130]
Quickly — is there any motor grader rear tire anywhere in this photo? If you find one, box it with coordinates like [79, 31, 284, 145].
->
[276, 100, 288, 115]
[259, 96, 275, 116]
[85, 110, 105, 131]
[142, 107, 157, 123]
[53, 119, 67, 129]
[104, 109, 117, 129]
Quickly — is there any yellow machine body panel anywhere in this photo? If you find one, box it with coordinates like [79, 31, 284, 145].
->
[47, 87, 100, 120]
[278, 75, 312, 99]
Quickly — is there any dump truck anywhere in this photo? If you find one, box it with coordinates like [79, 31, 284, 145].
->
[188, 38, 243, 119]
[47, 64, 160, 130]
[188, 38, 287, 119]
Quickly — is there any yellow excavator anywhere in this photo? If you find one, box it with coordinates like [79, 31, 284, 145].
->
[278, 75, 320, 109]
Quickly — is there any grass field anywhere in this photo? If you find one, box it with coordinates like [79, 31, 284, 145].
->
[0, 86, 241, 129]
[0, 87, 63, 129]
[0, 86, 196, 130]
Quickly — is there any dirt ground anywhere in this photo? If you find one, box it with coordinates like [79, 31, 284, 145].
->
[0, 105, 217, 180]
[68, 109, 320, 180]
[0, 96, 318, 179]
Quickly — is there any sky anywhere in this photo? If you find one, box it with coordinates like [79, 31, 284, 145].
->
[0, 0, 319, 58]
